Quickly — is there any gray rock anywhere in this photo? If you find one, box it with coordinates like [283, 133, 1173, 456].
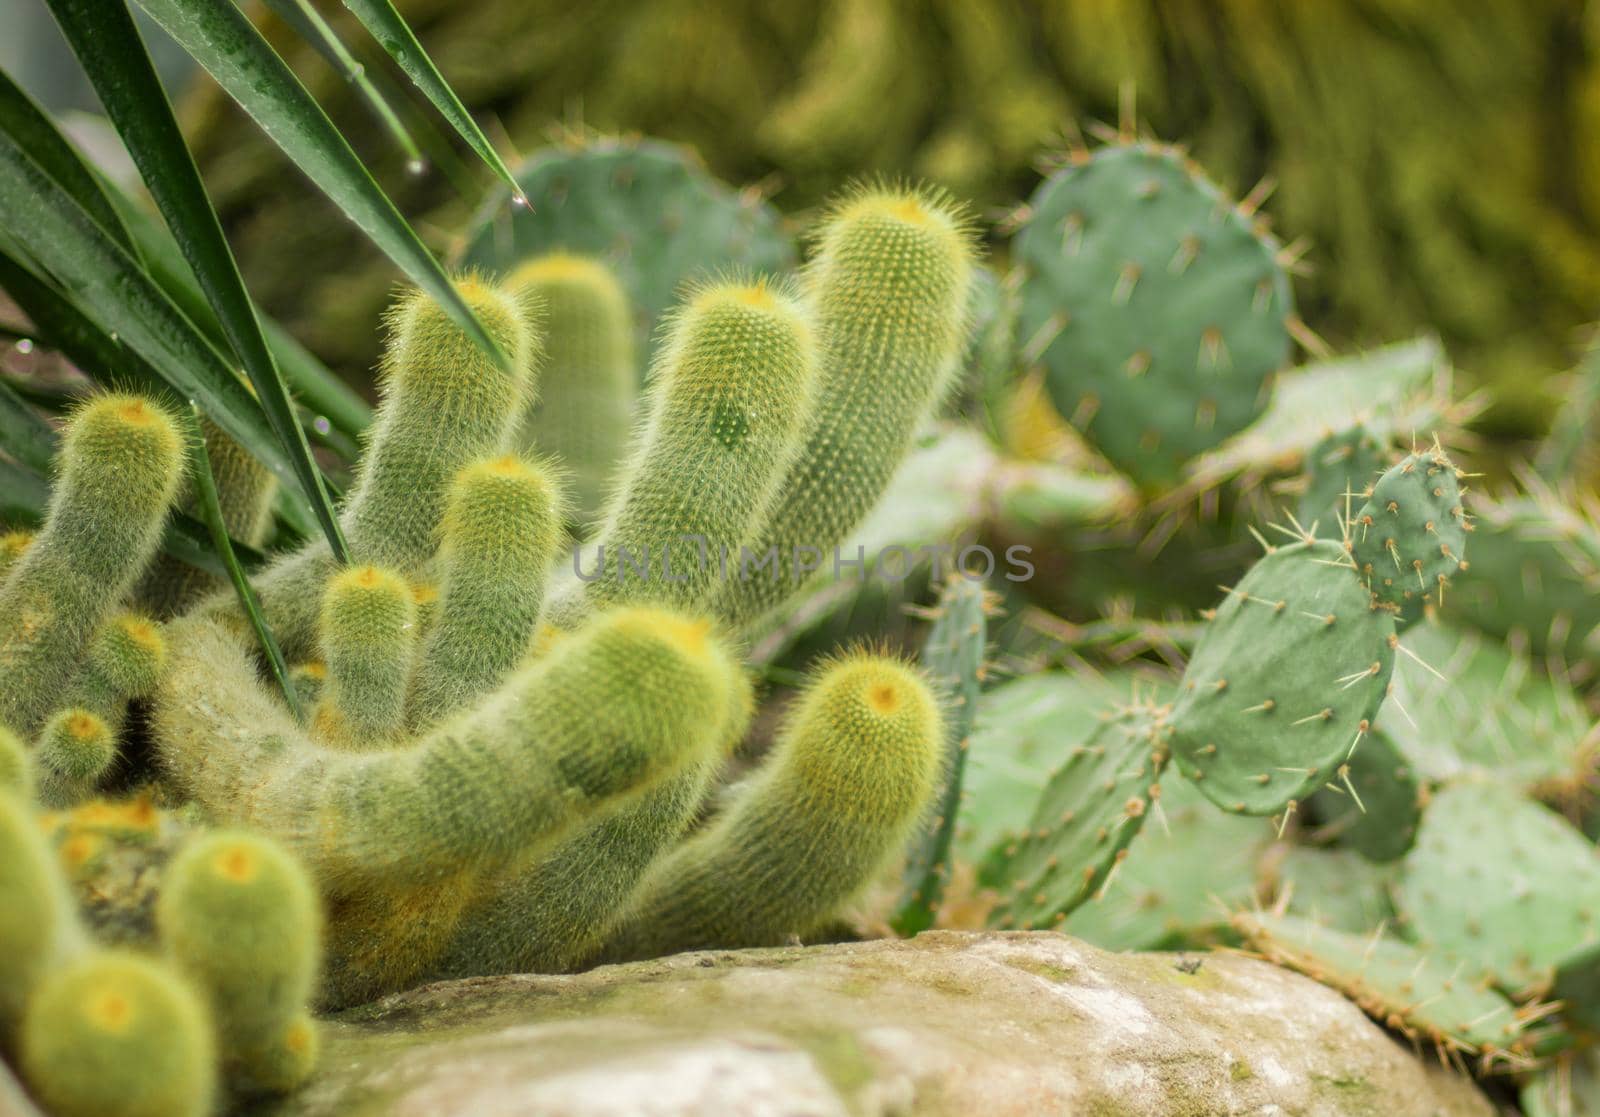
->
[259, 931, 1495, 1117]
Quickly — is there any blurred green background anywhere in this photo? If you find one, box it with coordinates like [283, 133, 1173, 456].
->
[6, 0, 1599, 439]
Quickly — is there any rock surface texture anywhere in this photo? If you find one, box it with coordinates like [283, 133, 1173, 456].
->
[255, 931, 1494, 1117]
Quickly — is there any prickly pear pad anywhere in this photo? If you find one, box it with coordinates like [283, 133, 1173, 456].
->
[1234, 911, 1530, 1068]
[1395, 781, 1600, 995]
[1172, 540, 1396, 816]
[1298, 425, 1387, 541]
[1015, 141, 1293, 490]
[984, 702, 1169, 930]
[1350, 447, 1468, 620]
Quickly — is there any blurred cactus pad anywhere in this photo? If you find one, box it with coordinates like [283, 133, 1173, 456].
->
[183, 0, 1600, 433]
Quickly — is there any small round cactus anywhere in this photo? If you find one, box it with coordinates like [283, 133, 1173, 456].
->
[19, 950, 216, 1117]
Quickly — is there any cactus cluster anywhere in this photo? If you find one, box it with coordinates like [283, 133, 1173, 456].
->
[5, 113, 1600, 1117]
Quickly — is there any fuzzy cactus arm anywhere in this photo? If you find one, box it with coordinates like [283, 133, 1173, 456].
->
[0, 395, 184, 735]
[19, 950, 216, 1117]
[712, 187, 976, 630]
[508, 254, 636, 527]
[554, 278, 817, 623]
[157, 831, 322, 1095]
[602, 652, 944, 960]
[314, 564, 417, 746]
[154, 606, 737, 888]
[407, 455, 565, 729]
[227, 279, 542, 660]
[0, 789, 84, 1039]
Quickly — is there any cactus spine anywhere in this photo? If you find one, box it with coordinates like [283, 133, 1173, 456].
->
[603, 652, 944, 959]
[712, 187, 976, 630]
[508, 254, 636, 527]
[0, 395, 183, 734]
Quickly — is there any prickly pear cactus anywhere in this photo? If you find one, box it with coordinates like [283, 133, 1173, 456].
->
[1170, 538, 1397, 817]
[1348, 445, 1468, 623]
[892, 575, 991, 936]
[458, 135, 796, 365]
[984, 700, 1170, 930]
[1233, 910, 1532, 1069]
[1298, 425, 1387, 540]
[1013, 138, 1295, 490]
[1304, 726, 1420, 863]
[1394, 781, 1600, 996]
[1268, 846, 1396, 934]
[1060, 771, 1271, 951]
[1452, 493, 1600, 677]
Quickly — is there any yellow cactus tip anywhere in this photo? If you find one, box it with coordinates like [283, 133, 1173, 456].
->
[86, 989, 133, 1033]
[731, 279, 777, 309]
[284, 1018, 314, 1055]
[866, 680, 904, 715]
[213, 843, 259, 884]
[409, 585, 438, 608]
[114, 398, 155, 425]
[65, 711, 103, 741]
[511, 252, 604, 284]
[61, 833, 100, 869]
[485, 453, 528, 476]
[351, 565, 383, 589]
[120, 617, 163, 650]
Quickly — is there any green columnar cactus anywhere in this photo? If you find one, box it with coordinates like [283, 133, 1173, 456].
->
[138, 419, 278, 618]
[712, 187, 976, 630]
[233, 278, 541, 660]
[507, 254, 636, 526]
[19, 950, 216, 1117]
[157, 830, 322, 1094]
[1233, 911, 1529, 1069]
[409, 455, 565, 729]
[1349, 446, 1468, 623]
[0, 395, 184, 735]
[429, 644, 755, 979]
[602, 652, 944, 959]
[0, 789, 81, 1038]
[1014, 139, 1295, 490]
[985, 702, 1171, 931]
[558, 279, 816, 621]
[314, 564, 417, 747]
[892, 574, 991, 936]
[1171, 538, 1397, 817]
[155, 605, 740, 1004]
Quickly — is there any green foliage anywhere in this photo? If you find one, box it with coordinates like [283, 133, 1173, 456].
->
[1014, 139, 1294, 491]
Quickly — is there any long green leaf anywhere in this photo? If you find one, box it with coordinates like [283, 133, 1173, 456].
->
[95, 170, 372, 441]
[46, 0, 348, 563]
[133, 0, 510, 368]
[189, 405, 300, 716]
[339, 0, 526, 200]
[0, 378, 56, 474]
[0, 454, 262, 575]
[0, 132, 306, 510]
[0, 69, 140, 261]
[260, 0, 423, 168]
